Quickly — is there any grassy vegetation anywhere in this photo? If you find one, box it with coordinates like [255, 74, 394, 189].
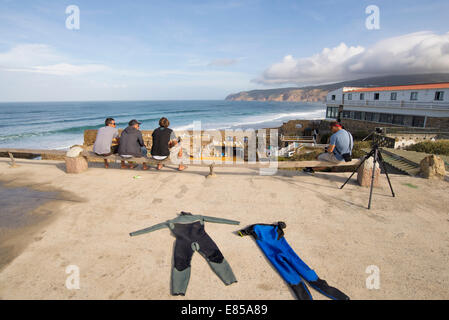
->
[352, 141, 372, 158]
[405, 140, 449, 156]
[278, 140, 372, 162]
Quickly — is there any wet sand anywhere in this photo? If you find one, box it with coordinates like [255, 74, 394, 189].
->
[0, 178, 82, 272]
[0, 183, 58, 270]
[0, 158, 448, 300]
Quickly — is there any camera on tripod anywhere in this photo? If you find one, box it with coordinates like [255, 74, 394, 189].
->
[340, 128, 395, 209]
[375, 127, 384, 134]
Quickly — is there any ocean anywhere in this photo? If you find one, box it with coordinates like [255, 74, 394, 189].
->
[0, 100, 325, 150]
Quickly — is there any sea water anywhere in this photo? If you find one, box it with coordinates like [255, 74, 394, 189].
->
[0, 100, 325, 150]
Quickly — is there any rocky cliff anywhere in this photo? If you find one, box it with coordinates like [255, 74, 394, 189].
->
[225, 73, 449, 102]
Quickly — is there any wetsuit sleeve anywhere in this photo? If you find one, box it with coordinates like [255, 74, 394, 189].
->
[201, 216, 240, 225]
[129, 222, 168, 236]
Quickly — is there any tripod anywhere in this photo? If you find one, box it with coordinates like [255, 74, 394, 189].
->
[340, 143, 395, 209]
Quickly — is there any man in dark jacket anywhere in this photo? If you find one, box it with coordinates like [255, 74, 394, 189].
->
[151, 117, 185, 171]
[118, 119, 149, 170]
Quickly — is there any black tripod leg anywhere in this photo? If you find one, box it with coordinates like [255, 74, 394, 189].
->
[340, 152, 372, 189]
[367, 149, 378, 210]
[377, 152, 395, 197]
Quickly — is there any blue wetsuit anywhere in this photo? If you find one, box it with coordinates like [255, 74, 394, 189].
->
[239, 222, 349, 300]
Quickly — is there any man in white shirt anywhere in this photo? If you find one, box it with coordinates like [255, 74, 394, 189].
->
[93, 118, 120, 168]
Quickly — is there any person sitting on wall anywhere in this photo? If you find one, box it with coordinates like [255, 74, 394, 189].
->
[93, 117, 121, 169]
[118, 119, 149, 170]
[303, 121, 353, 174]
[151, 117, 185, 171]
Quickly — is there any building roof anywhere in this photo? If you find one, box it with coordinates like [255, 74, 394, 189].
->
[345, 82, 449, 93]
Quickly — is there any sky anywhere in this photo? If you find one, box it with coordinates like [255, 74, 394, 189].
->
[0, 0, 449, 101]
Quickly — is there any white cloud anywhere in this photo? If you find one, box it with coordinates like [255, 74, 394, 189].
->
[255, 31, 449, 85]
[0, 44, 60, 67]
[0, 44, 108, 76]
[5, 63, 109, 76]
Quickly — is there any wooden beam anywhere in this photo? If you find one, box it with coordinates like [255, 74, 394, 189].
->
[0, 148, 66, 156]
[8, 152, 18, 168]
[1, 148, 361, 170]
[83, 152, 360, 168]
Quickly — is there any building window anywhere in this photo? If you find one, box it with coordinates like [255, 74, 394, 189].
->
[412, 116, 425, 128]
[360, 93, 364, 100]
[353, 111, 362, 120]
[365, 112, 374, 121]
[374, 93, 380, 100]
[392, 115, 405, 125]
[435, 91, 444, 101]
[390, 92, 397, 100]
[379, 113, 393, 124]
[331, 95, 336, 101]
[342, 111, 351, 118]
[410, 92, 418, 100]
[326, 107, 339, 119]
[348, 93, 352, 100]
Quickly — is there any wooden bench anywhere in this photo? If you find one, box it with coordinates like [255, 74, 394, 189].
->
[1, 148, 362, 178]
[81, 151, 362, 176]
[82, 151, 172, 165]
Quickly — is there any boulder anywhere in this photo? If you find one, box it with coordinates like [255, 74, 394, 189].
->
[65, 147, 88, 174]
[420, 155, 446, 179]
[357, 157, 380, 187]
[66, 145, 84, 158]
[65, 156, 88, 174]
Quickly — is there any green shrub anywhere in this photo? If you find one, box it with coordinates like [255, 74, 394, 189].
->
[352, 141, 372, 158]
[405, 140, 449, 156]
[279, 140, 372, 162]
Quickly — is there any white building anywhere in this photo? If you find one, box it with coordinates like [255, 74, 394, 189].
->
[326, 83, 449, 128]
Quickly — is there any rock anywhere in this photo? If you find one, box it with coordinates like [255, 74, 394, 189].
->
[357, 157, 380, 187]
[66, 146, 84, 158]
[420, 155, 446, 179]
[65, 156, 88, 174]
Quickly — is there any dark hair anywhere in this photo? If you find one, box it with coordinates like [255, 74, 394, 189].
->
[329, 121, 342, 128]
[159, 117, 170, 128]
[105, 118, 115, 126]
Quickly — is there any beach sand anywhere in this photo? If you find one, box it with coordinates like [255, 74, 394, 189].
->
[0, 158, 448, 300]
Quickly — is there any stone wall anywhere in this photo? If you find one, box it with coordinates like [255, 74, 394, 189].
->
[84, 129, 154, 148]
[340, 117, 449, 132]
[340, 119, 401, 133]
[425, 117, 449, 130]
[388, 133, 439, 149]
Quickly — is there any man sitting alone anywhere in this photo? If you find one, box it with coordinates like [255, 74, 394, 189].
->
[151, 117, 185, 171]
[118, 119, 149, 170]
[303, 121, 353, 173]
[93, 117, 120, 169]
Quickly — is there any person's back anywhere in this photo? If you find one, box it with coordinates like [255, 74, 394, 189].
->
[304, 122, 353, 173]
[151, 126, 174, 157]
[150, 117, 185, 171]
[93, 118, 119, 156]
[330, 128, 353, 161]
[118, 120, 145, 157]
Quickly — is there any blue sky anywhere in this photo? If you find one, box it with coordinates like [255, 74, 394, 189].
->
[0, 0, 449, 101]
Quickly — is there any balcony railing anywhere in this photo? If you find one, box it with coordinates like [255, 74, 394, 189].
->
[341, 100, 449, 110]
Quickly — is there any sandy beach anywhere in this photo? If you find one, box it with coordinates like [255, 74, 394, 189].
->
[0, 157, 448, 300]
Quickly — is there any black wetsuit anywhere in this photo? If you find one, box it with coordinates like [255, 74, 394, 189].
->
[130, 212, 239, 296]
